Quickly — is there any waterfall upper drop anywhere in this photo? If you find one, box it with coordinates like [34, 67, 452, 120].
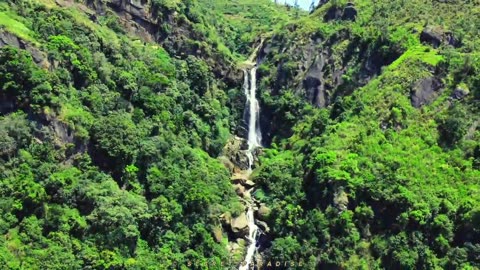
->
[245, 66, 262, 151]
[239, 64, 262, 270]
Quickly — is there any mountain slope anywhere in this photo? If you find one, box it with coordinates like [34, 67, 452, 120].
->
[250, 0, 480, 268]
[0, 0, 479, 269]
[0, 0, 258, 268]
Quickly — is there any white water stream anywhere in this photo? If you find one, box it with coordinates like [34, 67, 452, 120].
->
[239, 66, 262, 270]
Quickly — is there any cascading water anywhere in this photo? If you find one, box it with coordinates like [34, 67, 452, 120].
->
[239, 65, 262, 270]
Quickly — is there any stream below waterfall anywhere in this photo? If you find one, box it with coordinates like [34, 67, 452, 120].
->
[239, 65, 262, 270]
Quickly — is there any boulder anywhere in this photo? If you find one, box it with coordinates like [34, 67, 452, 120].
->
[231, 213, 249, 237]
[324, 6, 343, 21]
[420, 26, 460, 48]
[451, 85, 469, 100]
[342, 3, 357, 21]
[244, 180, 255, 188]
[0, 31, 21, 48]
[411, 77, 444, 108]
[231, 173, 249, 185]
[220, 212, 232, 226]
[235, 151, 251, 170]
[257, 204, 271, 220]
[221, 137, 250, 170]
[256, 220, 270, 233]
[420, 27, 443, 48]
[234, 184, 246, 197]
[444, 32, 460, 47]
[227, 241, 240, 252]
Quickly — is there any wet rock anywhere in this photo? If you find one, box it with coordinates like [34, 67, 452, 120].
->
[411, 77, 444, 108]
[244, 180, 255, 188]
[236, 150, 252, 170]
[303, 53, 327, 107]
[256, 220, 270, 233]
[231, 213, 249, 237]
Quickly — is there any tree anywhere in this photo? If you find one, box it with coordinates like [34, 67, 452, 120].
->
[309, 0, 316, 13]
[91, 112, 142, 177]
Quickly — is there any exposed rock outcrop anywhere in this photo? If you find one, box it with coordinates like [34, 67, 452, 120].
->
[451, 85, 469, 100]
[256, 204, 271, 221]
[342, 3, 357, 21]
[256, 220, 270, 233]
[258, 19, 401, 144]
[85, 0, 242, 87]
[420, 26, 460, 48]
[221, 136, 261, 170]
[303, 53, 328, 107]
[0, 31, 49, 68]
[218, 156, 235, 173]
[333, 186, 349, 212]
[234, 184, 246, 197]
[231, 213, 249, 237]
[411, 77, 444, 108]
[324, 2, 357, 22]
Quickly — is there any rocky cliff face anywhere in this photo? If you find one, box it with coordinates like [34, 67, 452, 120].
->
[255, 26, 401, 144]
[85, 0, 242, 87]
[0, 32, 48, 68]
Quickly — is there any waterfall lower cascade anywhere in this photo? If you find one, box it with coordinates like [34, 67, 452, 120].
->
[239, 65, 262, 270]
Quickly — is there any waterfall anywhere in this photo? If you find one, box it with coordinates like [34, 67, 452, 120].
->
[239, 65, 261, 270]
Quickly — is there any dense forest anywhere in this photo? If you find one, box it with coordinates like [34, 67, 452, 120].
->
[0, 0, 479, 269]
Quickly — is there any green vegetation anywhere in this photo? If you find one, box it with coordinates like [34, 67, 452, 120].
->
[0, 0, 250, 268]
[250, 0, 480, 269]
[0, 0, 479, 269]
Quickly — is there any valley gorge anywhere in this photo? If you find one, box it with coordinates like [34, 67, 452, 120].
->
[0, 0, 479, 269]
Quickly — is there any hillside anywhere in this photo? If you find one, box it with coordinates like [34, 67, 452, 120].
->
[253, 0, 480, 269]
[0, 0, 479, 269]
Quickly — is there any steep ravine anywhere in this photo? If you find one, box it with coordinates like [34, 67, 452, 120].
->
[217, 43, 272, 269]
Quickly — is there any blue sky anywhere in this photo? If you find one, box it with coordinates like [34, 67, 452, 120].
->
[280, 0, 317, 10]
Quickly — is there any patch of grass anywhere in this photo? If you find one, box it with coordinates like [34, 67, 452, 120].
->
[0, 11, 36, 43]
[388, 45, 443, 70]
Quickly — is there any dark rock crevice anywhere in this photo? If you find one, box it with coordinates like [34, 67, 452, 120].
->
[256, 31, 402, 145]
